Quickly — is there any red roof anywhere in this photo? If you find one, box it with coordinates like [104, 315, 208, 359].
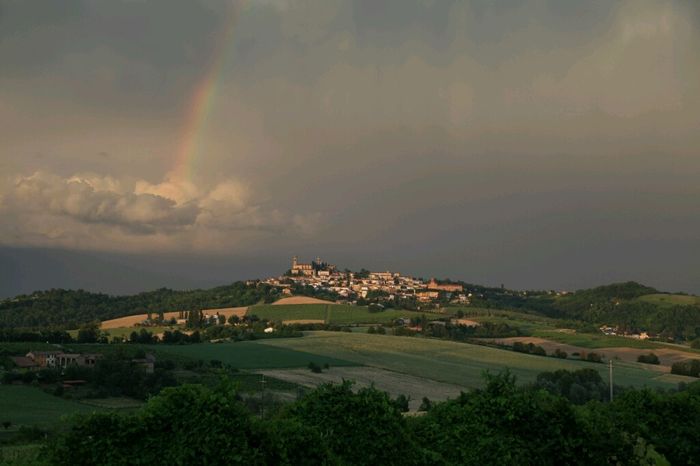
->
[11, 356, 37, 368]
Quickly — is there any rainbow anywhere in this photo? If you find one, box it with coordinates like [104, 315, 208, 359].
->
[170, 2, 244, 184]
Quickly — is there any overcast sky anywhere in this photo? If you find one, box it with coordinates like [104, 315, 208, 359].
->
[2, 0, 700, 296]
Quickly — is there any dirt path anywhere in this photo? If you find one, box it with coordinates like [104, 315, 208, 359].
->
[257, 366, 466, 411]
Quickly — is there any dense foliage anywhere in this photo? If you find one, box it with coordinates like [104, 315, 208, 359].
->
[671, 359, 700, 378]
[533, 368, 609, 404]
[637, 353, 660, 365]
[0, 282, 278, 329]
[423, 321, 523, 340]
[45, 371, 700, 465]
[463, 281, 700, 342]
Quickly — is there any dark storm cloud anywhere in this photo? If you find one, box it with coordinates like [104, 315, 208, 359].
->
[0, 0, 220, 110]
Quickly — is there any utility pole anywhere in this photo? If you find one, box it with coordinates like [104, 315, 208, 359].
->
[609, 359, 614, 402]
[260, 374, 266, 419]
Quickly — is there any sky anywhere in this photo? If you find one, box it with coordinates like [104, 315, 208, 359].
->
[1, 0, 700, 297]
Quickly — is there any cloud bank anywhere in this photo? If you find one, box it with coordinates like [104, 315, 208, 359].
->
[0, 172, 319, 252]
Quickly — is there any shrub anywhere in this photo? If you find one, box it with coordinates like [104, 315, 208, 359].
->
[308, 362, 322, 373]
[637, 353, 660, 365]
[671, 359, 700, 377]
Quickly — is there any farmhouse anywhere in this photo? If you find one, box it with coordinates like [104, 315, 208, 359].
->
[26, 351, 60, 367]
[9, 356, 37, 370]
[26, 351, 101, 368]
[417, 291, 439, 302]
[427, 279, 463, 293]
[131, 353, 156, 373]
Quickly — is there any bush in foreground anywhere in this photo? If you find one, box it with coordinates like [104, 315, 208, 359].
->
[45, 372, 700, 465]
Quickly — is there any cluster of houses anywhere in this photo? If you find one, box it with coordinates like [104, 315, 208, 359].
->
[265, 256, 472, 305]
[10, 351, 155, 373]
[599, 326, 651, 340]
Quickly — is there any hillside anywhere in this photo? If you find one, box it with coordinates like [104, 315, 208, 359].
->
[516, 282, 700, 340]
[637, 293, 700, 307]
[0, 282, 278, 329]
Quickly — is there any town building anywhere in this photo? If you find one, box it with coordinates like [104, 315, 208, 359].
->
[427, 279, 463, 293]
[290, 256, 336, 277]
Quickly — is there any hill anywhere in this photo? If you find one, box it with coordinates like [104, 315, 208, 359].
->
[0, 282, 277, 329]
[272, 296, 336, 305]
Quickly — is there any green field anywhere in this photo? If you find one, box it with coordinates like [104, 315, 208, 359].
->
[327, 307, 426, 325]
[154, 340, 358, 369]
[0, 443, 44, 466]
[77, 398, 144, 410]
[531, 329, 700, 353]
[248, 304, 426, 325]
[637, 293, 700, 307]
[0, 385, 100, 430]
[256, 331, 688, 390]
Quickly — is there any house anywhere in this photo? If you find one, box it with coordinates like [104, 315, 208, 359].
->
[427, 279, 463, 293]
[55, 353, 101, 368]
[132, 353, 156, 373]
[10, 356, 37, 370]
[417, 291, 439, 302]
[26, 351, 101, 368]
[26, 351, 60, 368]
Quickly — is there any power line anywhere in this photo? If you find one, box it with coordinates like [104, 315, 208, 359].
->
[609, 359, 614, 402]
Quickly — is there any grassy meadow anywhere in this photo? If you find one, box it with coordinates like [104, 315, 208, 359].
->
[255, 331, 687, 390]
[154, 340, 358, 369]
[637, 293, 700, 307]
[0, 385, 100, 430]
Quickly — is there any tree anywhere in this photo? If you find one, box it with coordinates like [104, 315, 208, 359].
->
[637, 353, 660, 365]
[307, 362, 322, 373]
[47, 382, 266, 465]
[394, 394, 410, 413]
[77, 322, 100, 343]
[418, 396, 432, 412]
[286, 381, 422, 465]
[411, 371, 642, 465]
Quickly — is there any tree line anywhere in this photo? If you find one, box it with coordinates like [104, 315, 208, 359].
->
[0, 282, 279, 329]
[45, 370, 700, 465]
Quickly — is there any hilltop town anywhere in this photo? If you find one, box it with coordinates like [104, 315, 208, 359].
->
[262, 256, 470, 307]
